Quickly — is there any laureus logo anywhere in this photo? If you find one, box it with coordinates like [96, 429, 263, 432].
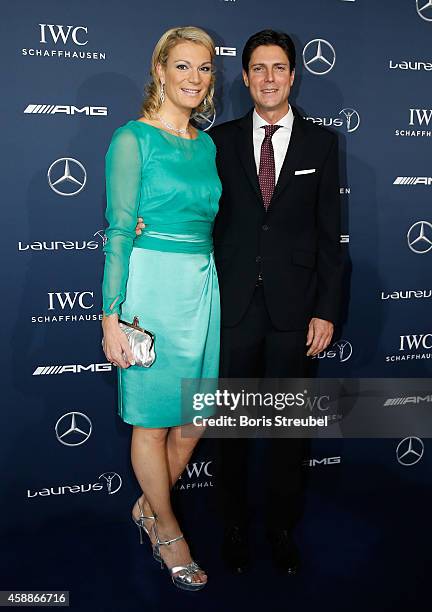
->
[305, 108, 360, 133]
[98, 472, 122, 494]
[314, 339, 353, 362]
[339, 108, 361, 133]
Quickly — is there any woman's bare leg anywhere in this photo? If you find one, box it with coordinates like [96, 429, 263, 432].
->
[132, 423, 204, 527]
[130, 425, 206, 583]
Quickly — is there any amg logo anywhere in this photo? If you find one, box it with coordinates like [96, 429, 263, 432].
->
[384, 395, 432, 406]
[340, 234, 349, 243]
[215, 46, 237, 56]
[24, 104, 107, 116]
[394, 177, 432, 186]
[33, 363, 112, 375]
[304, 456, 341, 467]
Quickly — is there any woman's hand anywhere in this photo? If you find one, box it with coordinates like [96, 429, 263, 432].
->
[102, 314, 135, 368]
[135, 217, 145, 236]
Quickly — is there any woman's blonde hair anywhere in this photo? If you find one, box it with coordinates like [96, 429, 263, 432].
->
[140, 26, 216, 120]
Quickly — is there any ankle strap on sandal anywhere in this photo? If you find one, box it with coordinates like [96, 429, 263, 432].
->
[157, 533, 184, 546]
[137, 499, 155, 520]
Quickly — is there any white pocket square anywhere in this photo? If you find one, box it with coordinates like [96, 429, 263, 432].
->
[295, 169, 316, 175]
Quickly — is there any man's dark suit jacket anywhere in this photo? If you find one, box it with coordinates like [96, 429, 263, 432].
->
[209, 105, 342, 331]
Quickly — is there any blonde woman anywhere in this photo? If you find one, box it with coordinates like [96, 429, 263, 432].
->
[101, 27, 221, 590]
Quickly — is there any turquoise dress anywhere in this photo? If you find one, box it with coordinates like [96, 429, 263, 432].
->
[102, 121, 222, 427]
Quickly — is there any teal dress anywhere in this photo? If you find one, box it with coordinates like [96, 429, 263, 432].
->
[102, 121, 222, 427]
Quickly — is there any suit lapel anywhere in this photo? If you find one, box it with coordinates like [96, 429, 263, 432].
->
[236, 110, 265, 207]
[235, 106, 308, 210]
[270, 106, 307, 207]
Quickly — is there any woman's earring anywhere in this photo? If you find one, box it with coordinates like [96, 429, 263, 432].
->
[160, 83, 165, 104]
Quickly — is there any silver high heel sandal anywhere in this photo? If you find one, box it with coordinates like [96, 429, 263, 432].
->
[131, 499, 161, 563]
[153, 517, 207, 591]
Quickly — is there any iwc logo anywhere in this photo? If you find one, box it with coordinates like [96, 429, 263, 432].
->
[174, 460, 214, 491]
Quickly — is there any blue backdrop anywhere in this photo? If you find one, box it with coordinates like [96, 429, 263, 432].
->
[1, 1, 431, 610]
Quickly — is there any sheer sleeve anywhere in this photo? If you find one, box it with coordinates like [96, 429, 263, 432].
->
[102, 125, 142, 316]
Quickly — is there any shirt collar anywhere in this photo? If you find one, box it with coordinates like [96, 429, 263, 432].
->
[253, 105, 294, 132]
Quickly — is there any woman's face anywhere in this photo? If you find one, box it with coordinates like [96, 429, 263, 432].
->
[157, 41, 213, 112]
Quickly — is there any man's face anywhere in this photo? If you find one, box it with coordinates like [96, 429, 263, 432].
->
[243, 44, 295, 114]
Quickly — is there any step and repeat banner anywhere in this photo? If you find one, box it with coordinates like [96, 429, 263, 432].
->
[2, 1, 431, 532]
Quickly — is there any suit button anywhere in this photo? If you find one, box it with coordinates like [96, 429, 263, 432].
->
[262, 224, 269, 231]
[255, 256, 262, 262]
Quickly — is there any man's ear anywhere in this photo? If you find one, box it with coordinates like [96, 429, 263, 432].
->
[242, 68, 249, 88]
[290, 68, 295, 87]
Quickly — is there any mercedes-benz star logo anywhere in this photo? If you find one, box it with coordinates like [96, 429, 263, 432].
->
[303, 39, 336, 75]
[407, 221, 432, 254]
[55, 412, 92, 446]
[339, 108, 361, 133]
[417, 0, 432, 21]
[396, 437, 424, 466]
[333, 339, 353, 363]
[47, 158, 87, 196]
[98, 472, 123, 495]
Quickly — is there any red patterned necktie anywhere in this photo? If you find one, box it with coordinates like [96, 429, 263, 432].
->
[258, 124, 281, 210]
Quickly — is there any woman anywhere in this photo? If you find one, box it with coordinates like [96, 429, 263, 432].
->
[101, 26, 221, 590]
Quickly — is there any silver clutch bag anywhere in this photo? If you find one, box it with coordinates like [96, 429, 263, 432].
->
[118, 316, 156, 368]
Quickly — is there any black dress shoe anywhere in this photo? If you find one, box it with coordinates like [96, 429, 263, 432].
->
[222, 524, 250, 573]
[268, 529, 300, 574]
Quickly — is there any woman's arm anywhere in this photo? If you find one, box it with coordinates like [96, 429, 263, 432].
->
[101, 125, 142, 368]
[102, 125, 142, 316]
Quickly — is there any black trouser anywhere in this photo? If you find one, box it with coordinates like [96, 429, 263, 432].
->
[218, 284, 310, 530]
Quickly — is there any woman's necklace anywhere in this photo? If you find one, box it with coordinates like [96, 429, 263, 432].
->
[156, 114, 189, 135]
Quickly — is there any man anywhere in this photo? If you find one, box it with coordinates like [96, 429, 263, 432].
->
[136, 30, 342, 574]
[209, 30, 341, 575]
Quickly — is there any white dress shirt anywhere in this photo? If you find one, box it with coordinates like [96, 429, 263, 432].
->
[253, 106, 294, 183]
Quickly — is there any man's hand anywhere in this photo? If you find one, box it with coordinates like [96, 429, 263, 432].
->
[135, 217, 145, 236]
[306, 318, 334, 357]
